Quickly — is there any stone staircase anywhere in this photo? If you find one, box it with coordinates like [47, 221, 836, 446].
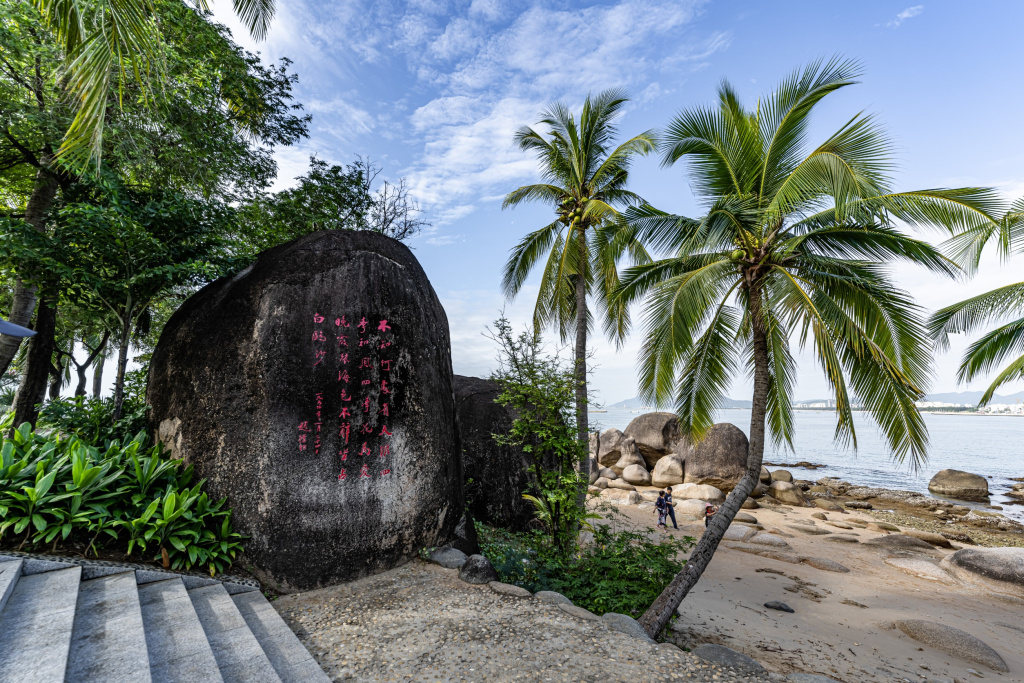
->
[0, 554, 330, 683]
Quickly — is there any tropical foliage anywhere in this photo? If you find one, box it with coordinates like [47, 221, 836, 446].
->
[614, 58, 1000, 637]
[0, 420, 244, 575]
[930, 198, 1024, 404]
[502, 89, 655, 477]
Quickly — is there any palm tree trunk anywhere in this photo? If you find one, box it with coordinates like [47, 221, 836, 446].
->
[10, 296, 58, 430]
[0, 160, 60, 377]
[638, 282, 771, 639]
[574, 227, 590, 490]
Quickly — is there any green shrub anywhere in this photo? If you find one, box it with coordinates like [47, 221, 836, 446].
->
[38, 396, 148, 445]
[0, 419, 243, 576]
[479, 515, 694, 618]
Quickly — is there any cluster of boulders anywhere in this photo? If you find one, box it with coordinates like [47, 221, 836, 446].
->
[588, 413, 750, 491]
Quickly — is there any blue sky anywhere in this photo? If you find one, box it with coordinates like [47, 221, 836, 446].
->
[212, 1, 1024, 405]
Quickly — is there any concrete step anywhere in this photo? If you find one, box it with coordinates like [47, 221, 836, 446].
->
[0, 565, 82, 683]
[188, 583, 281, 683]
[0, 558, 22, 613]
[138, 577, 224, 683]
[232, 591, 331, 683]
[65, 571, 152, 683]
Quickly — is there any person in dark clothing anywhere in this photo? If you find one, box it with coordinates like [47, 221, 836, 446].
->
[704, 503, 717, 528]
[663, 487, 678, 529]
[655, 492, 667, 528]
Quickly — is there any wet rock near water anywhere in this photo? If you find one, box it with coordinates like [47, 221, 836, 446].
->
[928, 469, 990, 502]
[148, 230, 461, 592]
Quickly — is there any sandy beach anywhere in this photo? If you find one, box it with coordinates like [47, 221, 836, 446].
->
[599, 487, 1024, 682]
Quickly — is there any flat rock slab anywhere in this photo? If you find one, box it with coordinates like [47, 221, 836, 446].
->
[730, 546, 806, 565]
[535, 591, 573, 606]
[895, 619, 1008, 672]
[941, 546, 1024, 598]
[801, 557, 850, 573]
[901, 529, 953, 548]
[825, 522, 853, 530]
[723, 525, 756, 542]
[747, 533, 791, 549]
[601, 612, 654, 643]
[691, 643, 765, 673]
[788, 675, 842, 682]
[733, 513, 758, 524]
[787, 524, 831, 535]
[558, 603, 600, 622]
[864, 534, 936, 552]
[428, 547, 468, 569]
[824, 535, 859, 544]
[488, 581, 532, 598]
[884, 558, 956, 583]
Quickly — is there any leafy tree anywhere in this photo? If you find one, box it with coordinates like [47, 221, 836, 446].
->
[929, 198, 1024, 404]
[0, 1, 307, 415]
[29, 0, 278, 169]
[616, 59, 1000, 638]
[235, 156, 429, 257]
[502, 89, 655, 482]
[2, 178, 233, 422]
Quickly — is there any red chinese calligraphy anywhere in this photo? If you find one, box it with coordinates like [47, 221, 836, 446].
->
[380, 359, 392, 371]
[336, 316, 350, 327]
[313, 313, 325, 324]
[338, 370, 350, 383]
[298, 421, 311, 432]
[361, 423, 373, 434]
[357, 317, 369, 333]
[380, 403, 389, 417]
[360, 357, 372, 368]
[380, 443, 390, 459]
[359, 443, 371, 457]
[378, 319, 391, 332]
[339, 353, 349, 365]
[339, 407, 351, 418]
[338, 468, 347, 481]
[340, 389, 352, 401]
[381, 379, 391, 394]
[379, 424, 392, 437]
[339, 447, 348, 461]
[312, 330, 326, 342]
[362, 397, 371, 413]
[379, 340, 392, 349]
[381, 468, 391, 476]
[313, 350, 327, 366]
[359, 464, 370, 478]
[337, 335, 348, 347]
[339, 423, 351, 443]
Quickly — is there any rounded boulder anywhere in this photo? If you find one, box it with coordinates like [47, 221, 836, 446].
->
[611, 442, 646, 476]
[769, 481, 807, 506]
[771, 469, 793, 483]
[622, 463, 652, 486]
[940, 546, 1024, 598]
[928, 469, 990, 502]
[673, 482, 725, 503]
[651, 453, 684, 487]
[148, 230, 461, 592]
[623, 412, 682, 469]
[683, 423, 748, 491]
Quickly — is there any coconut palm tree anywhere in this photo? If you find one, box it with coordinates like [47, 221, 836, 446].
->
[929, 198, 1024, 404]
[615, 58, 1001, 638]
[31, 0, 276, 168]
[502, 89, 655, 475]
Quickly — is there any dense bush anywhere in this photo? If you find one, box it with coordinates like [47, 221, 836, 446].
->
[38, 396, 148, 445]
[0, 420, 243, 575]
[479, 515, 694, 618]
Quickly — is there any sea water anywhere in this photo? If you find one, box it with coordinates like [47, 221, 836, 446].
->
[590, 407, 1024, 521]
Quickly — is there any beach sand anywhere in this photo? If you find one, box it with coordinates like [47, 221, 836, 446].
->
[599, 491, 1024, 682]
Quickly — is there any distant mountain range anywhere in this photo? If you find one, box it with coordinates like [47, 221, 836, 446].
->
[608, 396, 752, 409]
[608, 390, 1024, 410]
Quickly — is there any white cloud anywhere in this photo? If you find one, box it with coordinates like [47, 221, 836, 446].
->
[887, 5, 924, 28]
[425, 235, 462, 246]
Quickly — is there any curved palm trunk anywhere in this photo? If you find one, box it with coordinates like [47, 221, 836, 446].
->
[638, 283, 770, 639]
[574, 227, 590, 490]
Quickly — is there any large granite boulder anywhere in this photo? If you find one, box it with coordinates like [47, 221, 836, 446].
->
[621, 463, 652, 486]
[940, 547, 1024, 599]
[623, 412, 682, 468]
[928, 469, 989, 501]
[683, 423, 749, 491]
[148, 230, 462, 592]
[453, 375, 533, 530]
[651, 453, 684, 487]
[611, 444, 646, 476]
[769, 481, 807, 506]
[672, 483, 725, 503]
[593, 428, 636, 468]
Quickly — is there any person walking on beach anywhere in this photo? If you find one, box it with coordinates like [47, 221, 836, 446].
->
[655, 492, 667, 528]
[704, 503, 716, 528]
[663, 487, 678, 530]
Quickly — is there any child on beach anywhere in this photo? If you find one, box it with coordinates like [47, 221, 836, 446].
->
[655, 492, 668, 528]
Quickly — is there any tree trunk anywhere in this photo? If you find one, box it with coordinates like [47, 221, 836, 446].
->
[638, 281, 771, 639]
[574, 227, 590, 493]
[92, 353, 105, 398]
[10, 297, 58, 430]
[0, 160, 60, 377]
[48, 356, 64, 399]
[112, 318, 131, 421]
[75, 331, 109, 396]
